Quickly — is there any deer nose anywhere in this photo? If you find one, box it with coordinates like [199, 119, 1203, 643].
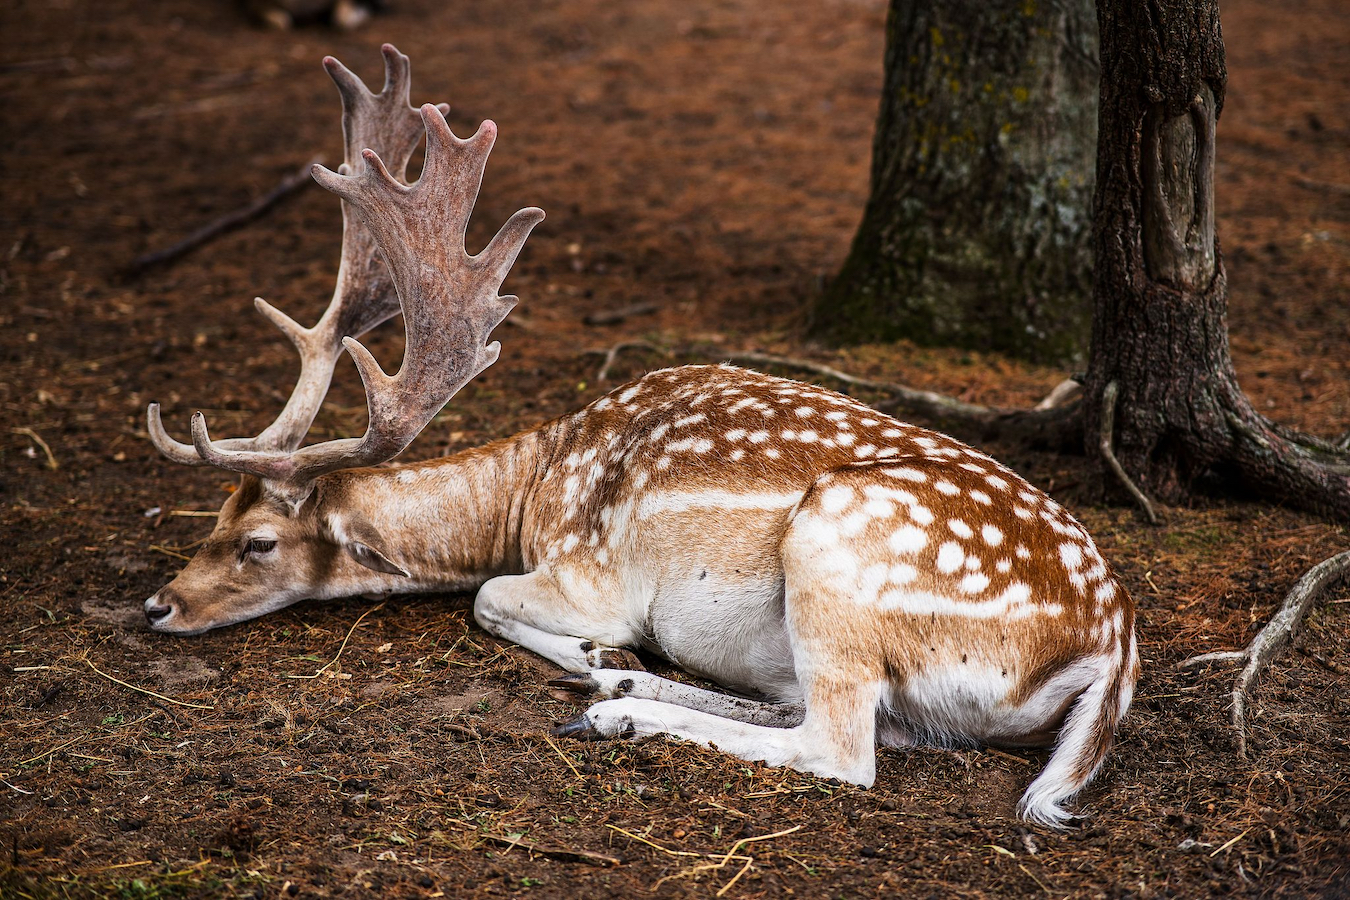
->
[144, 597, 174, 624]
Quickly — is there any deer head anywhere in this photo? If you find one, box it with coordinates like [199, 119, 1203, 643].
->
[144, 46, 542, 634]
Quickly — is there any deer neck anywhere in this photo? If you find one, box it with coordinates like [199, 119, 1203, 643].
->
[316, 430, 542, 591]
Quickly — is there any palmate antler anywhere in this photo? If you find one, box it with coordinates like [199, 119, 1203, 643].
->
[188, 105, 543, 500]
[148, 44, 443, 464]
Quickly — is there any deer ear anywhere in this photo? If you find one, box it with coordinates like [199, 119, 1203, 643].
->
[334, 515, 409, 577]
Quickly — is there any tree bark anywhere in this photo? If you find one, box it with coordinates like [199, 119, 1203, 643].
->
[817, 0, 1099, 364]
[1086, 0, 1350, 519]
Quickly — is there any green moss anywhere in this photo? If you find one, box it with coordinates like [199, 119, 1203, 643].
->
[814, 0, 1097, 365]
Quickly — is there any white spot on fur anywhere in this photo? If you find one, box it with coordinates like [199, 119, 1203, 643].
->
[889, 563, 918, 585]
[1059, 542, 1084, 569]
[936, 542, 963, 574]
[960, 572, 990, 594]
[889, 525, 928, 554]
[969, 490, 992, 505]
[821, 485, 854, 514]
[982, 524, 1003, 546]
[865, 498, 895, 518]
[948, 519, 974, 539]
[935, 480, 959, 496]
[838, 511, 870, 537]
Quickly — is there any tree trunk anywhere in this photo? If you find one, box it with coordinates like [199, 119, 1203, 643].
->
[1086, 0, 1350, 518]
[817, 0, 1099, 364]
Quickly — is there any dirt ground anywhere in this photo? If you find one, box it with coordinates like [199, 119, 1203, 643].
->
[2, 0, 1349, 897]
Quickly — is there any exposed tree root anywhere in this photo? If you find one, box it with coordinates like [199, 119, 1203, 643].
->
[1219, 392, 1350, 522]
[1099, 382, 1159, 524]
[584, 341, 668, 382]
[126, 157, 320, 275]
[722, 351, 1084, 451]
[1179, 549, 1350, 757]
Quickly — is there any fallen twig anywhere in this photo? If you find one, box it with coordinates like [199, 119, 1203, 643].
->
[15, 735, 85, 769]
[1292, 175, 1350, 197]
[12, 427, 57, 470]
[542, 732, 583, 780]
[481, 832, 619, 867]
[1035, 378, 1082, 410]
[83, 655, 215, 710]
[1099, 381, 1160, 524]
[584, 301, 659, 326]
[586, 340, 668, 382]
[1179, 549, 1350, 756]
[286, 602, 385, 680]
[126, 157, 321, 274]
[611, 822, 802, 894]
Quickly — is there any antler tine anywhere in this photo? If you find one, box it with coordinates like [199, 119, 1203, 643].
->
[192, 106, 543, 498]
[149, 46, 443, 468]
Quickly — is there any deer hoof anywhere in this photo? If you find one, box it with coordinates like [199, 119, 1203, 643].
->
[547, 673, 599, 702]
[551, 714, 603, 741]
[585, 646, 646, 671]
[550, 672, 641, 705]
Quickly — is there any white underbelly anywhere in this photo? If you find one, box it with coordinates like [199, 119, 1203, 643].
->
[646, 572, 800, 701]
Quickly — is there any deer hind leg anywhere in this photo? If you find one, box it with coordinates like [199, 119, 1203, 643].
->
[473, 570, 642, 673]
[550, 670, 805, 728]
[554, 669, 881, 785]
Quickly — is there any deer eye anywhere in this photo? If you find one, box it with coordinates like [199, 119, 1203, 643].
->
[245, 538, 277, 557]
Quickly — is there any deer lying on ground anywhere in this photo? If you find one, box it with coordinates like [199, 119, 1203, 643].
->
[144, 45, 1138, 827]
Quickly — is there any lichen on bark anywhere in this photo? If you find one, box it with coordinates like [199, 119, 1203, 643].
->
[818, 0, 1099, 364]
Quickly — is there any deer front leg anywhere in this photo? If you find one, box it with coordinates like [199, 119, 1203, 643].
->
[473, 570, 643, 673]
[553, 674, 880, 786]
[550, 670, 805, 727]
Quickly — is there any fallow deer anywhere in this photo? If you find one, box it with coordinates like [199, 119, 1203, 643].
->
[144, 46, 1138, 827]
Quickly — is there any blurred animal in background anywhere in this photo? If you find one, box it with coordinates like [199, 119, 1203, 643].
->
[241, 0, 388, 31]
